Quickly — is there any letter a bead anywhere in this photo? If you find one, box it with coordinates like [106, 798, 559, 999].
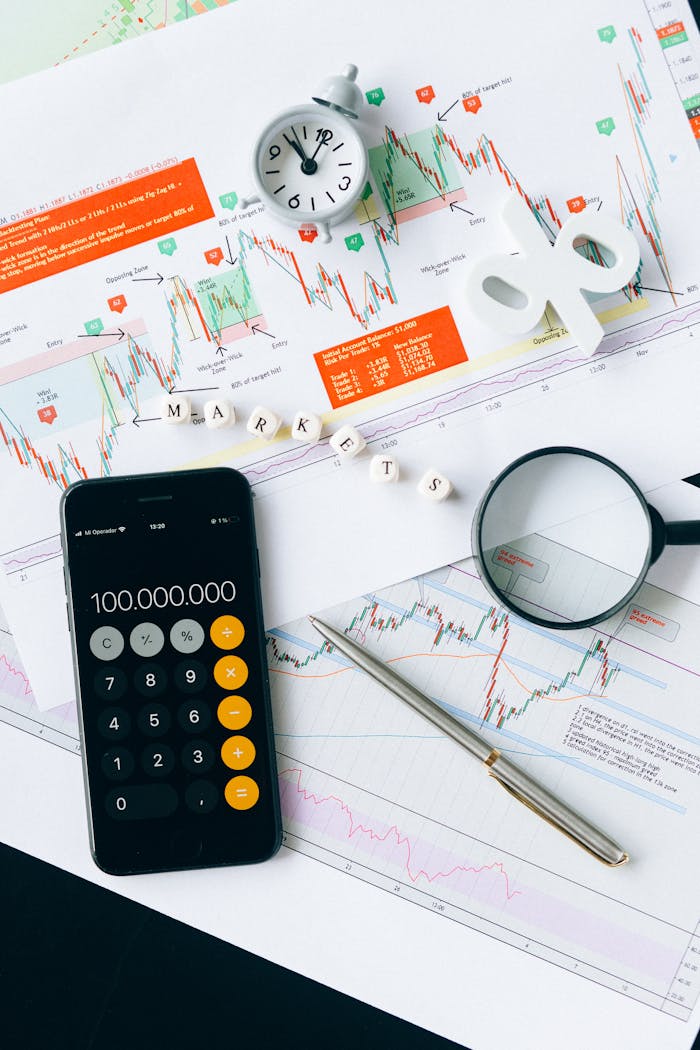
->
[370, 454, 399, 483]
[329, 424, 366, 460]
[417, 469, 453, 501]
[246, 406, 282, 440]
[204, 400, 235, 429]
[161, 394, 191, 424]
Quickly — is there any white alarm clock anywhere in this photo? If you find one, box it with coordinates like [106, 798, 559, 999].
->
[239, 64, 369, 243]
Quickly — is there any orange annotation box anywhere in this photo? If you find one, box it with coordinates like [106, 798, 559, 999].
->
[0, 158, 213, 293]
[314, 306, 467, 409]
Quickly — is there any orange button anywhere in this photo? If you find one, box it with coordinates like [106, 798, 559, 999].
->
[224, 775, 259, 810]
[217, 695, 252, 731]
[221, 735, 256, 770]
[214, 654, 248, 690]
[210, 615, 245, 650]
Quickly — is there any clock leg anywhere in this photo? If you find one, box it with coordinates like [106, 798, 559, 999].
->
[317, 221, 332, 244]
[239, 193, 261, 209]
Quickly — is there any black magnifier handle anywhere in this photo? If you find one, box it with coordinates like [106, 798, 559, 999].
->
[647, 506, 700, 563]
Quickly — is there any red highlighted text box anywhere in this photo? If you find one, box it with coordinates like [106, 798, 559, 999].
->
[314, 306, 467, 409]
[0, 159, 213, 294]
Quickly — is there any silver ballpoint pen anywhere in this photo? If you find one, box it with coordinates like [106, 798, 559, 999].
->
[308, 616, 629, 867]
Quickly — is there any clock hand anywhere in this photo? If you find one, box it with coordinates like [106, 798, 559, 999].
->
[284, 128, 318, 175]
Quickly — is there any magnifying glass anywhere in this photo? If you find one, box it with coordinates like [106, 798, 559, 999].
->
[472, 446, 700, 630]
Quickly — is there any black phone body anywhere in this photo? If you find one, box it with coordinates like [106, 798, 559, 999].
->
[60, 467, 282, 875]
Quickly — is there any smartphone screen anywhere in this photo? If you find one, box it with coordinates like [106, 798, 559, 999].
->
[61, 467, 281, 875]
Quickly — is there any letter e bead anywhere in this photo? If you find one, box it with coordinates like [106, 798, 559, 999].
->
[329, 425, 366, 461]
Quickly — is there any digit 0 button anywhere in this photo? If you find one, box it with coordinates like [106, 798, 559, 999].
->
[224, 775, 259, 810]
[214, 655, 248, 690]
[210, 615, 244, 650]
[221, 735, 256, 770]
[217, 696, 252, 731]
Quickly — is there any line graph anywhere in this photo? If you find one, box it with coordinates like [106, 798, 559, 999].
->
[268, 556, 700, 1016]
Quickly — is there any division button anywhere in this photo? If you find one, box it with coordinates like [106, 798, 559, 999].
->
[130, 622, 165, 658]
[105, 784, 178, 821]
[185, 780, 219, 815]
[217, 696, 252, 731]
[210, 615, 245, 650]
[221, 735, 256, 771]
[170, 619, 205, 654]
[89, 626, 124, 661]
[213, 655, 248, 691]
[224, 775, 259, 811]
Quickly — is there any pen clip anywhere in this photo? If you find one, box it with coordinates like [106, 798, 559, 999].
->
[487, 770, 629, 868]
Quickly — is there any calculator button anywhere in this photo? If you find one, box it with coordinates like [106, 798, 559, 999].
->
[141, 743, 175, 778]
[136, 703, 171, 738]
[105, 784, 178, 821]
[129, 622, 165, 658]
[181, 740, 215, 774]
[94, 666, 128, 702]
[174, 659, 207, 694]
[89, 626, 124, 661]
[221, 735, 256, 771]
[101, 747, 135, 781]
[134, 663, 168, 697]
[224, 776, 259, 810]
[177, 701, 211, 734]
[213, 655, 248, 691]
[217, 696, 252, 731]
[97, 707, 131, 741]
[185, 780, 218, 815]
[210, 615, 245, 650]
[170, 619, 205, 654]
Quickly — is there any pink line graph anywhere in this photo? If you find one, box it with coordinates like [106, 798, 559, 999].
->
[0, 651, 34, 700]
[279, 766, 521, 902]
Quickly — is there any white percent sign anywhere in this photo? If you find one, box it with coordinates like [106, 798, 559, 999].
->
[465, 194, 640, 356]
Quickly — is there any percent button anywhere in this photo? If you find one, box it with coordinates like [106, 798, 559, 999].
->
[170, 618, 205, 654]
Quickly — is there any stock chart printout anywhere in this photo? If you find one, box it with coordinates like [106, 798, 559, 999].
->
[2, 546, 700, 1049]
[0, 0, 700, 719]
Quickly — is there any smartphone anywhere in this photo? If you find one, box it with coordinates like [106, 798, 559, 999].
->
[60, 467, 282, 875]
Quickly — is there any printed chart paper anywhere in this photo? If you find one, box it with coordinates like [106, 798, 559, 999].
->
[1, 0, 700, 711]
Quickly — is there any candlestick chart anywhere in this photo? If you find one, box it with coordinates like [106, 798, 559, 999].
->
[268, 554, 700, 1016]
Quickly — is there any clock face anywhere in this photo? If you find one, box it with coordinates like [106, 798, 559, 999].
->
[255, 109, 366, 220]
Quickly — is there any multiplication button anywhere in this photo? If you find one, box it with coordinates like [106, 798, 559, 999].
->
[213, 655, 248, 691]
[89, 626, 124, 661]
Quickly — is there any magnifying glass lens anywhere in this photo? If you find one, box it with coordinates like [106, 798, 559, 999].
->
[475, 450, 652, 629]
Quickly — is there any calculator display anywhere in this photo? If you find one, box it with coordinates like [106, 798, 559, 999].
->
[61, 467, 282, 875]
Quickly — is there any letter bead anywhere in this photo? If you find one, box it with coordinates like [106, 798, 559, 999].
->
[370, 454, 399, 483]
[161, 394, 191, 424]
[204, 399, 235, 429]
[246, 405, 282, 440]
[329, 424, 366, 461]
[291, 410, 322, 444]
[417, 469, 453, 501]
